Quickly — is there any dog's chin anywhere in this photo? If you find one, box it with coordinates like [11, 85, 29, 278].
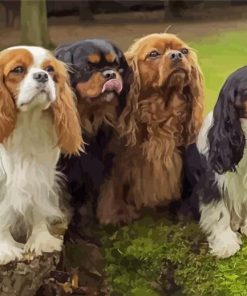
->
[85, 91, 118, 104]
[168, 69, 190, 88]
[18, 91, 53, 112]
[100, 91, 118, 102]
[162, 68, 190, 93]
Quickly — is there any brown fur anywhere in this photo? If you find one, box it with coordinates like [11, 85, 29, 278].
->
[78, 100, 118, 136]
[76, 72, 106, 99]
[0, 47, 83, 155]
[0, 69, 17, 142]
[88, 54, 101, 64]
[105, 52, 117, 63]
[50, 60, 84, 155]
[75, 72, 123, 136]
[97, 33, 204, 225]
[0, 48, 34, 142]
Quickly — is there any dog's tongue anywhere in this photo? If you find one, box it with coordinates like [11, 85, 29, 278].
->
[101, 79, 122, 94]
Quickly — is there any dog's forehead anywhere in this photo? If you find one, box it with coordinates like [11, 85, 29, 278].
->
[70, 40, 117, 62]
[5, 46, 50, 67]
[142, 37, 185, 51]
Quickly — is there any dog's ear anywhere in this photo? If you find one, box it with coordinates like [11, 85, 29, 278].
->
[0, 67, 17, 142]
[54, 44, 73, 64]
[51, 60, 84, 155]
[208, 87, 245, 174]
[54, 44, 80, 90]
[183, 49, 204, 145]
[118, 52, 140, 146]
[113, 45, 133, 115]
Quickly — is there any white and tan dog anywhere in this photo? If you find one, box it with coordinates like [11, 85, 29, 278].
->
[0, 46, 83, 264]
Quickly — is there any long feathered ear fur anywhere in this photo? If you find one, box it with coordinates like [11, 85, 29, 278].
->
[208, 87, 245, 174]
[0, 68, 17, 142]
[51, 61, 84, 155]
[184, 50, 204, 145]
[118, 53, 140, 146]
[112, 45, 133, 116]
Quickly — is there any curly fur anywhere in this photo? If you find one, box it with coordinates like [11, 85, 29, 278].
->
[97, 33, 204, 225]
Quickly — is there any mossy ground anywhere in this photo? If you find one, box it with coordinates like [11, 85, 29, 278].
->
[99, 30, 247, 296]
[100, 215, 247, 296]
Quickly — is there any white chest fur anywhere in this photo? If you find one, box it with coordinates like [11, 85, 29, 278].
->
[217, 119, 247, 217]
[0, 108, 63, 230]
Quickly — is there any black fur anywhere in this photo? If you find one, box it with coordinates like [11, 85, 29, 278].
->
[207, 66, 247, 174]
[182, 66, 247, 217]
[55, 39, 132, 114]
[55, 39, 132, 224]
[180, 143, 221, 220]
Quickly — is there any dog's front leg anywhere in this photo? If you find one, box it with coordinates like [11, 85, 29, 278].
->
[24, 210, 63, 256]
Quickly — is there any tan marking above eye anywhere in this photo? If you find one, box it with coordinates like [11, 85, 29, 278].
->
[105, 52, 116, 63]
[41, 59, 58, 81]
[0, 49, 33, 76]
[88, 54, 101, 64]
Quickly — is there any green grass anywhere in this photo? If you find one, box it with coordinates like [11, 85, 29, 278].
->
[192, 30, 247, 113]
[101, 217, 247, 296]
[101, 30, 247, 296]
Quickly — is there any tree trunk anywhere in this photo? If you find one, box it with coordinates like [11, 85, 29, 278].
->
[164, 0, 186, 19]
[21, 0, 51, 47]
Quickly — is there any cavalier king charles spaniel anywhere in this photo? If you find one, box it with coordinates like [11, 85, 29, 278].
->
[55, 39, 132, 226]
[0, 46, 83, 264]
[193, 66, 247, 258]
[97, 33, 204, 225]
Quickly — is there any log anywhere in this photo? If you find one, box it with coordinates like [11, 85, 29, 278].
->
[0, 252, 61, 296]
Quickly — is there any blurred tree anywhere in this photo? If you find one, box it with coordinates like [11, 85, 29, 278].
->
[79, 0, 94, 22]
[21, 0, 51, 47]
[164, 0, 187, 19]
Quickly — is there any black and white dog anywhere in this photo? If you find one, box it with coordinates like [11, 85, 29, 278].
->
[193, 66, 247, 258]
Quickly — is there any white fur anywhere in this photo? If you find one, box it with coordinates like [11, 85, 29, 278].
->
[200, 200, 241, 258]
[0, 47, 64, 264]
[6, 46, 50, 67]
[196, 111, 213, 155]
[6, 46, 56, 111]
[198, 112, 247, 258]
[18, 68, 56, 110]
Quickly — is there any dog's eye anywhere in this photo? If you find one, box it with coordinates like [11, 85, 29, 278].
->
[45, 65, 54, 73]
[148, 51, 160, 59]
[181, 48, 189, 55]
[11, 66, 24, 74]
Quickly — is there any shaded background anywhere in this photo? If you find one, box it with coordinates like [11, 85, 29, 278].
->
[1, 0, 247, 51]
[1, 0, 247, 113]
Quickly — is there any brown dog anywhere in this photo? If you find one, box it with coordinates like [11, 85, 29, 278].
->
[97, 33, 204, 225]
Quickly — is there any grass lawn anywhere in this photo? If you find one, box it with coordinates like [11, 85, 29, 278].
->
[193, 30, 247, 114]
[101, 30, 247, 296]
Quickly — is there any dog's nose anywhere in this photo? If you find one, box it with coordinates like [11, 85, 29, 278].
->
[33, 72, 48, 83]
[169, 51, 183, 62]
[102, 70, 116, 80]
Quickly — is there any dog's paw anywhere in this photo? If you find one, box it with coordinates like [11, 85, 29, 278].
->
[24, 230, 62, 256]
[0, 241, 24, 265]
[209, 229, 241, 258]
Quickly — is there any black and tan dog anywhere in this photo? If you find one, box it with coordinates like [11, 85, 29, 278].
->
[55, 39, 132, 226]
